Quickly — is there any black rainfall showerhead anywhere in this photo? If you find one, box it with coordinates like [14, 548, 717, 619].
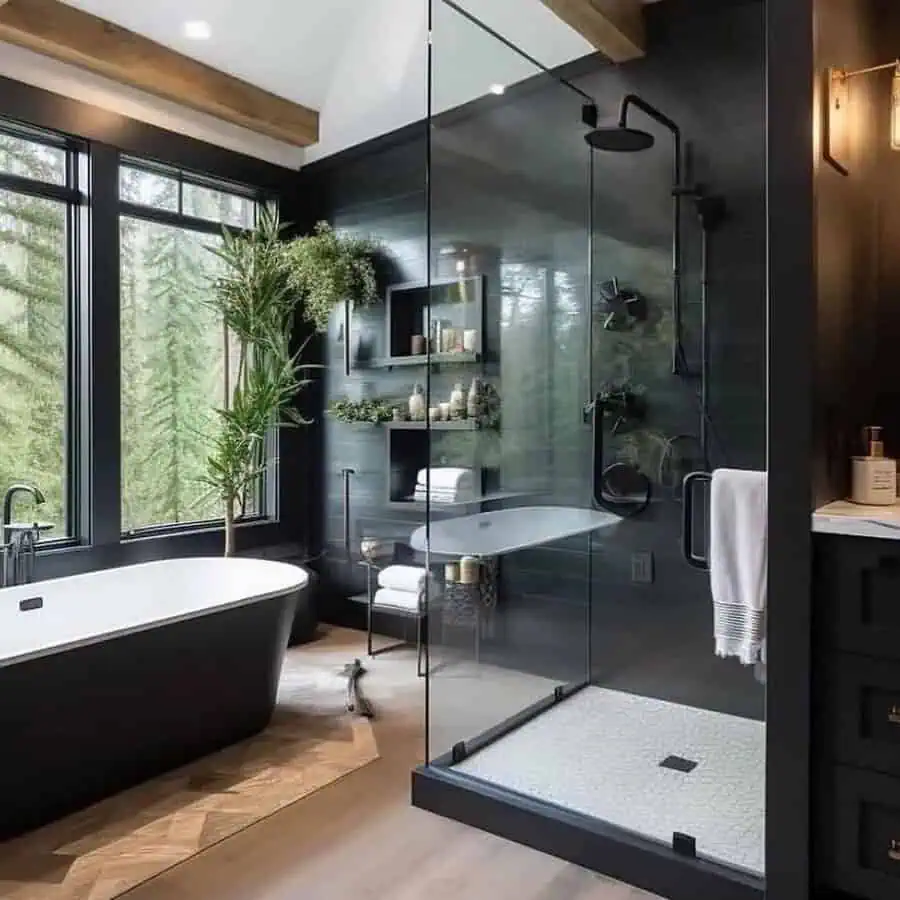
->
[585, 126, 655, 152]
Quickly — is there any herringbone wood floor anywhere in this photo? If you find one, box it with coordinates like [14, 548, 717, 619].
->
[1, 627, 659, 900]
[0, 636, 378, 900]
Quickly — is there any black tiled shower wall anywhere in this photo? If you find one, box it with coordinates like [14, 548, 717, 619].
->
[298, 0, 767, 718]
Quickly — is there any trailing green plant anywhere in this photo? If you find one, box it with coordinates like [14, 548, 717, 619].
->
[202, 207, 315, 556]
[286, 221, 380, 333]
[329, 397, 395, 425]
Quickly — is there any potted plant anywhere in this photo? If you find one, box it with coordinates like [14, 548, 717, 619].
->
[285, 221, 380, 332]
[203, 207, 313, 557]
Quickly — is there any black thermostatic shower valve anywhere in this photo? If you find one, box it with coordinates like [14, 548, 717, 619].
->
[596, 277, 648, 332]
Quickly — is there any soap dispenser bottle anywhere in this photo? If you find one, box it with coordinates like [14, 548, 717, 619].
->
[851, 426, 897, 506]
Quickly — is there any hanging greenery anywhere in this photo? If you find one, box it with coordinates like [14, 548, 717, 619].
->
[328, 397, 396, 425]
[286, 221, 380, 333]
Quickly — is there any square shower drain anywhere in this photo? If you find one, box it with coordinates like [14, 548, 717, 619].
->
[659, 755, 698, 773]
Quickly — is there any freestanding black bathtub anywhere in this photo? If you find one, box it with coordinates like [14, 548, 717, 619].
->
[0, 556, 306, 840]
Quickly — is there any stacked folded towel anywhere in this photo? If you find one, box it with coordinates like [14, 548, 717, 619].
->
[413, 467, 476, 504]
[373, 565, 438, 613]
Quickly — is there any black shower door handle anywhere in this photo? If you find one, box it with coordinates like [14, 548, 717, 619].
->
[590, 393, 604, 508]
[341, 467, 355, 555]
[682, 471, 712, 570]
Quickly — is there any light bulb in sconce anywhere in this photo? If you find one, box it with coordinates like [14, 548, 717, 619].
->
[892, 65, 900, 151]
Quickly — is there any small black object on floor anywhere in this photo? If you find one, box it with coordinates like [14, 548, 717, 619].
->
[659, 755, 698, 773]
[342, 658, 374, 719]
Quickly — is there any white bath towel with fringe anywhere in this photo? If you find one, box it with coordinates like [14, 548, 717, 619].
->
[709, 468, 767, 665]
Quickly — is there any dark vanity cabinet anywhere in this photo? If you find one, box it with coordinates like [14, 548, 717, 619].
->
[814, 534, 900, 900]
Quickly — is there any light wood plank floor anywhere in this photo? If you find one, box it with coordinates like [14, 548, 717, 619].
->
[126, 626, 659, 900]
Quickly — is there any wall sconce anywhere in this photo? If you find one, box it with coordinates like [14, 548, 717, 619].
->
[826, 60, 900, 176]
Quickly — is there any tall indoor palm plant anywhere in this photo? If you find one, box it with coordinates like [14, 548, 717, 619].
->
[204, 207, 311, 556]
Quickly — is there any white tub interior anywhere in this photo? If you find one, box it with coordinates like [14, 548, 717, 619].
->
[0, 557, 308, 667]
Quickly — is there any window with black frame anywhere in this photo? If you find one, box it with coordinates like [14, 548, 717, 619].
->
[0, 122, 81, 540]
[118, 160, 263, 534]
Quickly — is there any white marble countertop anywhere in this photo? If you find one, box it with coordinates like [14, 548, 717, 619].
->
[813, 499, 900, 540]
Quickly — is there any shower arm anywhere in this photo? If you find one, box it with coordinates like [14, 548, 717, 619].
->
[619, 95, 685, 376]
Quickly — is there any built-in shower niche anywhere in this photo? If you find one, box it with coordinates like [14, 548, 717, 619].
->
[379, 276, 485, 367]
[386, 422, 497, 509]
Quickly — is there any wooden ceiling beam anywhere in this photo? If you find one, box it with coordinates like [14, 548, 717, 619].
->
[542, 0, 645, 62]
[0, 0, 319, 147]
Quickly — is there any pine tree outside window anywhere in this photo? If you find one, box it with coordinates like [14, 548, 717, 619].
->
[0, 123, 80, 540]
[119, 160, 265, 534]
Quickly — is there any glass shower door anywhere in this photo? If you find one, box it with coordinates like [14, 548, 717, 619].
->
[423, 0, 596, 764]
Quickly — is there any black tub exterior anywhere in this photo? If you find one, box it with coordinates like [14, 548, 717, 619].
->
[0, 589, 298, 840]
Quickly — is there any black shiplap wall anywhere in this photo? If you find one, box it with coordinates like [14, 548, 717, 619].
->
[812, 0, 882, 506]
[811, 0, 900, 504]
[299, 0, 767, 717]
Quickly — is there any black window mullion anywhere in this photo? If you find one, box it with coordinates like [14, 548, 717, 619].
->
[88, 143, 122, 547]
[65, 148, 82, 543]
[0, 170, 78, 204]
[118, 200, 233, 236]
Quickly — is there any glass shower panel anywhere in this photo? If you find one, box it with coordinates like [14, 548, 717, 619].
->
[419, 0, 767, 887]
[424, 0, 594, 763]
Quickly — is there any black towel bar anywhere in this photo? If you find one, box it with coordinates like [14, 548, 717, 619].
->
[682, 471, 711, 571]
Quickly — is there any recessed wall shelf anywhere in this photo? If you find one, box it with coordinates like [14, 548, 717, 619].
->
[386, 420, 481, 431]
[373, 351, 481, 369]
[384, 275, 485, 363]
[386, 490, 530, 512]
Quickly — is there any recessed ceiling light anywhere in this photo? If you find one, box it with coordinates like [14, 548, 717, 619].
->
[489, 84, 506, 96]
[183, 20, 212, 40]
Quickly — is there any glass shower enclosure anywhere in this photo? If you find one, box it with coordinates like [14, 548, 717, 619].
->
[412, 3, 767, 898]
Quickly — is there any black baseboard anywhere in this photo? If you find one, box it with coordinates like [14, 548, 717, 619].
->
[412, 764, 765, 900]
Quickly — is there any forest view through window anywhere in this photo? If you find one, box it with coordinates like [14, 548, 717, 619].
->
[0, 128, 73, 538]
[120, 163, 260, 533]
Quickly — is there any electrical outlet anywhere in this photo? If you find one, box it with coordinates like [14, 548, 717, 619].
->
[631, 551, 654, 584]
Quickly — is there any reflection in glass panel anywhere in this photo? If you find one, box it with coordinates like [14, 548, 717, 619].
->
[0, 132, 66, 185]
[0, 190, 68, 534]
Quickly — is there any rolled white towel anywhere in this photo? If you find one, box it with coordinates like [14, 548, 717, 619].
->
[416, 467, 474, 491]
[372, 588, 422, 613]
[378, 565, 429, 593]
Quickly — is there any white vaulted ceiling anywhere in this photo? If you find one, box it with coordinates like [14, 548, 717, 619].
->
[3, 0, 652, 164]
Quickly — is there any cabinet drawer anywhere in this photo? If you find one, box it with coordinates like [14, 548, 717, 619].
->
[825, 655, 900, 778]
[824, 766, 900, 899]
[819, 535, 900, 659]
